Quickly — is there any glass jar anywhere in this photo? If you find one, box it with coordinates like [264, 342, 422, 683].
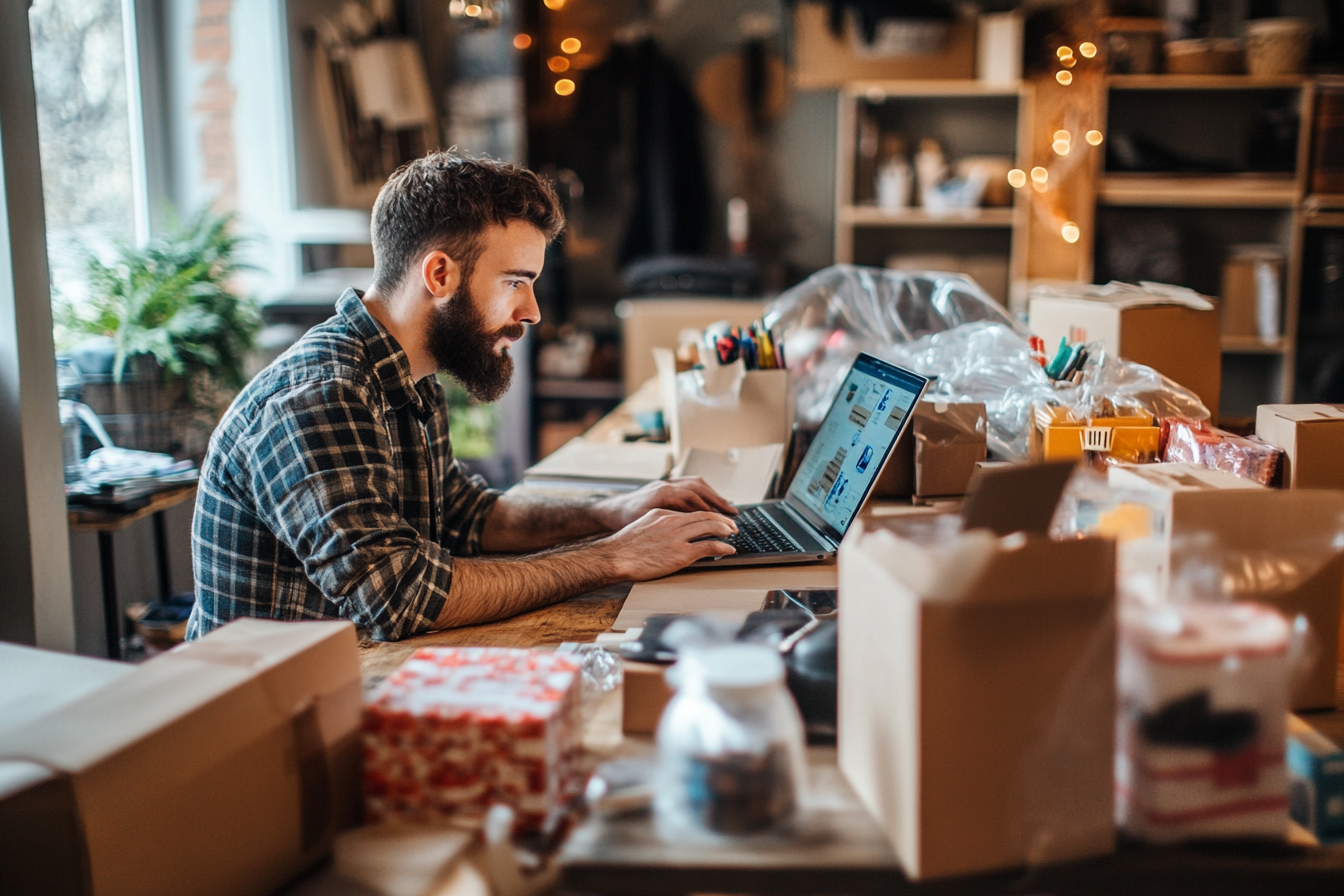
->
[655, 643, 807, 838]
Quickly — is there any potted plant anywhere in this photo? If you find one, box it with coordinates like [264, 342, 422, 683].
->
[55, 208, 261, 458]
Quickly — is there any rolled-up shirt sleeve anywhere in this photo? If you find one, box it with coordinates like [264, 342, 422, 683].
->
[248, 378, 454, 641]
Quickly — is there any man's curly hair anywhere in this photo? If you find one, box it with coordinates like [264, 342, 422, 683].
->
[370, 152, 564, 292]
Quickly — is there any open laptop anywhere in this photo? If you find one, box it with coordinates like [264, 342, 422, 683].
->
[696, 352, 929, 567]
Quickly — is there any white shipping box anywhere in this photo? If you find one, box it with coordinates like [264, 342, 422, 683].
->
[838, 518, 1116, 880]
[655, 348, 793, 456]
[0, 619, 363, 896]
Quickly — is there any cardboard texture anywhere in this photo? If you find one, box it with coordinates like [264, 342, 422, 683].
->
[622, 660, 675, 735]
[1029, 297, 1221, 421]
[0, 644, 132, 740]
[1256, 404, 1344, 491]
[1109, 468, 1344, 710]
[655, 348, 794, 457]
[616, 297, 768, 394]
[875, 401, 987, 498]
[838, 518, 1116, 880]
[613, 563, 837, 632]
[0, 619, 363, 896]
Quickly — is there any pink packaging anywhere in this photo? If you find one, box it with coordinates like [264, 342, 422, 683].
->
[1117, 602, 1291, 843]
[363, 646, 583, 831]
[1161, 417, 1282, 486]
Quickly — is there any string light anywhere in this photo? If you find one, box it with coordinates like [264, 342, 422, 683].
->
[548, 55, 570, 72]
[464, 4, 481, 16]
[1079, 41, 1097, 58]
[513, 33, 532, 49]
[1056, 46, 1073, 59]
[1056, 70, 1073, 85]
[542, 0, 566, 8]
[1030, 167, 1049, 184]
[1061, 55, 1077, 68]
[560, 37, 581, 53]
[1007, 169, 1027, 189]
[1054, 130, 1071, 142]
[1086, 129, 1104, 145]
[554, 78, 575, 96]
[1061, 221, 1081, 243]
[1053, 139, 1070, 156]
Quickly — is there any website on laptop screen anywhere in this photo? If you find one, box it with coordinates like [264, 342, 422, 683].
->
[786, 355, 922, 536]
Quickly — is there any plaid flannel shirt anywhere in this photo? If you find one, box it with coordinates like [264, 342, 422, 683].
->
[187, 289, 501, 641]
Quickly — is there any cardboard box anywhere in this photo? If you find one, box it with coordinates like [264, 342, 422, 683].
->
[875, 401, 987, 498]
[622, 660, 674, 735]
[655, 349, 793, 456]
[616, 296, 768, 394]
[0, 619, 362, 896]
[1256, 404, 1344, 490]
[1108, 466, 1344, 710]
[1029, 295, 1221, 421]
[838, 518, 1116, 879]
[793, 2, 975, 89]
[0, 643, 132, 740]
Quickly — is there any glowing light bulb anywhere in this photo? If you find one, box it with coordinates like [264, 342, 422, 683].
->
[1056, 46, 1072, 59]
[1054, 130, 1071, 142]
[1086, 129, 1104, 146]
[448, 0, 465, 13]
[1079, 41, 1097, 58]
[1061, 221, 1081, 243]
[542, 0, 566, 8]
[548, 55, 570, 72]
[464, 4, 480, 15]
[1061, 55, 1077, 68]
[1053, 139, 1071, 156]
[513, 33, 532, 49]
[1007, 169, 1027, 189]
[560, 37, 581, 54]
[1056, 70, 1073, 86]
[554, 78, 575, 96]
[1030, 166, 1048, 184]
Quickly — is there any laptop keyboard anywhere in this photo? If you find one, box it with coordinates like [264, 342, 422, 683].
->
[725, 507, 799, 554]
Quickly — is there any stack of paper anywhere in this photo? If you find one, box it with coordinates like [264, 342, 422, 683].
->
[670, 443, 785, 505]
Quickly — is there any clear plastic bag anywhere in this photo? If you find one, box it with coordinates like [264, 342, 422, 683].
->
[763, 266, 1209, 460]
[1161, 417, 1283, 486]
[763, 265, 1019, 427]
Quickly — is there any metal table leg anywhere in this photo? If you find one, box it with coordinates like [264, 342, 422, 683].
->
[97, 530, 121, 660]
[152, 510, 172, 600]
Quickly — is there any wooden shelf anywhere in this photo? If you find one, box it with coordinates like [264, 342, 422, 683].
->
[1107, 74, 1308, 90]
[1305, 210, 1344, 228]
[840, 206, 1015, 227]
[845, 80, 1021, 99]
[533, 378, 624, 400]
[1097, 174, 1297, 208]
[1221, 336, 1290, 355]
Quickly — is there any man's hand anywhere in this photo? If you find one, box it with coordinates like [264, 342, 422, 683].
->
[592, 508, 738, 581]
[593, 477, 738, 531]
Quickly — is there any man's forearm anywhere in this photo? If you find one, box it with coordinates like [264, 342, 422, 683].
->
[434, 542, 615, 629]
[478, 492, 613, 553]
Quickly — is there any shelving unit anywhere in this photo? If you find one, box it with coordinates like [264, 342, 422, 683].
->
[834, 80, 1033, 305]
[1090, 75, 1316, 418]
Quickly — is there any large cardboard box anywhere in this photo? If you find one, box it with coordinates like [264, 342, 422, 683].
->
[0, 619, 362, 896]
[1029, 294, 1221, 420]
[616, 296, 768, 394]
[875, 401, 987, 498]
[1108, 465, 1344, 710]
[838, 518, 1116, 880]
[0, 643, 132, 740]
[1256, 404, 1344, 490]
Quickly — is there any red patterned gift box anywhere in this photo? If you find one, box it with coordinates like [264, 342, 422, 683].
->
[363, 646, 583, 830]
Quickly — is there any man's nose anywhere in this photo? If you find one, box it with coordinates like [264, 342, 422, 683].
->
[516, 286, 541, 326]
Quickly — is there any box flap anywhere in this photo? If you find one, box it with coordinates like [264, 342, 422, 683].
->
[0, 644, 132, 741]
[1108, 463, 1265, 493]
[1260, 404, 1344, 424]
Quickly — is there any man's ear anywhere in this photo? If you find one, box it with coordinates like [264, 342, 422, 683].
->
[420, 250, 461, 299]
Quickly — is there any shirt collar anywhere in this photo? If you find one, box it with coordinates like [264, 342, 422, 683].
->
[337, 289, 431, 416]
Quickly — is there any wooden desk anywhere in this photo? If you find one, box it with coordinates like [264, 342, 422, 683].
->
[69, 484, 197, 660]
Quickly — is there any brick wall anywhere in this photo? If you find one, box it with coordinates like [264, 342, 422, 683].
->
[192, 0, 236, 210]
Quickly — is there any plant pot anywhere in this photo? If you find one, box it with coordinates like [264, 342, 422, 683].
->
[77, 352, 195, 457]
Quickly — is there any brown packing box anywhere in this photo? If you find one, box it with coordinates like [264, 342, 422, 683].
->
[875, 401, 987, 498]
[1256, 404, 1344, 490]
[0, 643, 132, 740]
[838, 519, 1116, 880]
[793, 2, 975, 89]
[1110, 464, 1344, 710]
[1029, 296, 1221, 421]
[615, 296, 768, 394]
[621, 660, 674, 735]
[0, 619, 363, 896]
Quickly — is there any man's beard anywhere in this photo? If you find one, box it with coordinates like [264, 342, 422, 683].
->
[426, 284, 524, 403]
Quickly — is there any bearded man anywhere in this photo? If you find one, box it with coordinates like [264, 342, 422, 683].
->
[187, 153, 737, 641]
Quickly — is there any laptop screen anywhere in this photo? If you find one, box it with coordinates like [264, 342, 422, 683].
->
[785, 353, 927, 541]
